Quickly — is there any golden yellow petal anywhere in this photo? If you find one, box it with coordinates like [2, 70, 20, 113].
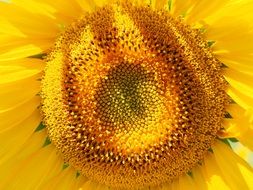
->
[0, 44, 43, 61]
[0, 66, 41, 84]
[200, 151, 230, 190]
[40, 167, 88, 190]
[35, 0, 84, 24]
[186, 0, 229, 23]
[158, 179, 180, 190]
[0, 96, 40, 131]
[0, 145, 63, 189]
[225, 68, 253, 94]
[0, 34, 54, 56]
[223, 59, 253, 74]
[0, 57, 44, 70]
[80, 180, 103, 190]
[75, 0, 95, 12]
[0, 2, 59, 38]
[0, 130, 46, 184]
[149, 0, 169, 9]
[0, 19, 24, 37]
[205, 2, 253, 68]
[213, 141, 253, 189]
[170, 0, 193, 17]
[227, 87, 253, 111]
[0, 74, 41, 110]
[222, 104, 253, 150]
[233, 143, 252, 164]
[178, 174, 196, 190]
[0, 110, 41, 164]
[11, 0, 56, 19]
[205, 0, 253, 25]
[191, 165, 208, 190]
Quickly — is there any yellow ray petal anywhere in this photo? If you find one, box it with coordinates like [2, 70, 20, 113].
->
[232, 142, 252, 165]
[0, 129, 46, 182]
[0, 18, 24, 37]
[40, 167, 88, 190]
[206, 11, 253, 67]
[225, 68, 253, 97]
[80, 180, 99, 190]
[178, 173, 196, 190]
[200, 151, 230, 190]
[213, 141, 253, 189]
[186, 0, 229, 23]
[205, 0, 253, 26]
[161, 179, 179, 190]
[170, 0, 193, 17]
[0, 2, 59, 38]
[75, 0, 95, 12]
[0, 34, 54, 56]
[191, 165, 208, 190]
[0, 57, 44, 69]
[224, 67, 253, 112]
[11, 0, 56, 19]
[0, 66, 41, 84]
[149, 0, 169, 10]
[210, 21, 253, 53]
[227, 87, 253, 111]
[93, 0, 109, 7]
[36, 0, 84, 24]
[0, 96, 40, 131]
[0, 110, 41, 164]
[0, 74, 41, 110]
[223, 59, 253, 74]
[223, 104, 253, 150]
[0, 144, 64, 189]
[0, 44, 44, 61]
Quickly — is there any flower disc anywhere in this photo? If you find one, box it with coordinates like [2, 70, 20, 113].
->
[42, 2, 229, 189]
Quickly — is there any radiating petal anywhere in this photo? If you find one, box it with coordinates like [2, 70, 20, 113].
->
[213, 141, 253, 189]
[0, 130, 46, 184]
[170, 0, 193, 17]
[0, 73, 41, 110]
[223, 104, 253, 150]
[225, 68, 253, 96]
[186, 0, 229, 23]
[0, 144, 64, 189]
[205, 1, 253, 68]
[36, 0, 84, 24]
[200, 151, 230, 190]
[0, 96, 40, 131]
[0, 110, 41, 164]
[0, 2, 59, 38]
[40, 166, 88, 190]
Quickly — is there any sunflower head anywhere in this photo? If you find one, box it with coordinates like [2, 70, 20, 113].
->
[41, 2, 229, 189]
[1, 0, 253, 189]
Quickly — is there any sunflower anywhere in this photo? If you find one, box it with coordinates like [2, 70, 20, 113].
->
[0, 0, 253, 189]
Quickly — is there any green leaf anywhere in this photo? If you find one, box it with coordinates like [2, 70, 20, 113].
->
[168, 0, 173, 11]
[29, 53, 47, 59]
[43, 136, 51, 147]
[187, 170, 193, 178]
[63, 163, 69, 170]
[35, 123, 46, 132]
[219, 138, 232, 148]
[207, 40, 215, 47]
[76, 171, 81, 178]
[228, 138, 239, 143]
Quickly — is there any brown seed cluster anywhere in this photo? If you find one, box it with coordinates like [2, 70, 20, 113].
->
[41, 2, 229, 189]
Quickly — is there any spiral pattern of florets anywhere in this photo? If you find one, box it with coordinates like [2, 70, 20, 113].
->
[41, 2, 229, 189]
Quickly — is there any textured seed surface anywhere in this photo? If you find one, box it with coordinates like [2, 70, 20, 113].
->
[42, 2, 229, 189]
